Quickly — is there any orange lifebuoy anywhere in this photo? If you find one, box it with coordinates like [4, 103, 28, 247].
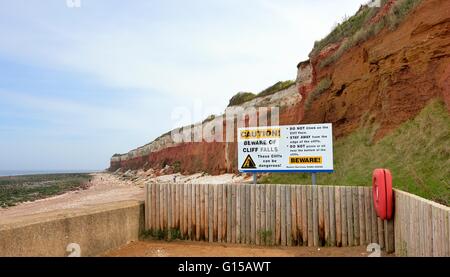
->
[372, 169, 393, 220]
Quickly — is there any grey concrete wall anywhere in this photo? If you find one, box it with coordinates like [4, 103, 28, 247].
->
[0, 201, 144, 257]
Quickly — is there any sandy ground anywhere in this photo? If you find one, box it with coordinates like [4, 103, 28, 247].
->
[0, 171, 252, 224]
[101, 240, 374, 257]
[0, 173, 144, 224]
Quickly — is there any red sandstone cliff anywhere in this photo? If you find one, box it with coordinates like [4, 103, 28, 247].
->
[110, 0, 450, 174]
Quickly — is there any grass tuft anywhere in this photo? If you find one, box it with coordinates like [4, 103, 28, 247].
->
[305, 77, 332, 110]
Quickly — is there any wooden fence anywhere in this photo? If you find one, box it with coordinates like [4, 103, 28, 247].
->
[394, 189, 449, 256]
[144, 183, 394, 250]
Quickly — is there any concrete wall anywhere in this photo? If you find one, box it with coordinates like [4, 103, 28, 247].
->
[0, 201, 144, 257]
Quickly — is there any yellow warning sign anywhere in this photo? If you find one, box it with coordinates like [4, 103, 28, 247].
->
[240, 128, 281, 140]
[289, 156, 322, 164]
[241, 154, 257, 169]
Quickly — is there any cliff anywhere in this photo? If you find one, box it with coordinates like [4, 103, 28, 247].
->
[110, 0, 450, 175]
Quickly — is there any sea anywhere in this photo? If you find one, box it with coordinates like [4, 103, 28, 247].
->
[0, 170, 99, 177]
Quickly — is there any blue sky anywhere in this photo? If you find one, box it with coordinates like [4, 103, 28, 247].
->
[0, 0, 366, 171]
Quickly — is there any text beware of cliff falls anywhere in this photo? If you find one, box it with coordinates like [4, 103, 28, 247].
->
[237, 123, 334, 173]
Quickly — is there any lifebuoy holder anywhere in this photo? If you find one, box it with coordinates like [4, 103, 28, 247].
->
[372, 169, 393, 220]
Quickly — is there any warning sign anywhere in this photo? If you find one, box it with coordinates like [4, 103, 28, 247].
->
[238, 123, 334, 173]
[289, 156, 322, 164]
[241, 155, 257, 169]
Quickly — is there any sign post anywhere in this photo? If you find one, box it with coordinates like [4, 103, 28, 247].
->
[238, 123, 334, 184]
[311, 172, 317, 186]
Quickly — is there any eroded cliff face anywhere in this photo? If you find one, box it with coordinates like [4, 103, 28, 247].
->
[110, 84, 304, 174]
[111, 0, 450, 174]
[304, 0, 450, 139]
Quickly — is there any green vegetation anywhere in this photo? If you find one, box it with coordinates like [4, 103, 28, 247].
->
[227, 80, 295, 107]
[386, 0, 422, 29]
[305, 77, 332, 109]
[172, 161, 181, 173]
[141, 228, 183, 241]
[310, 4, 379, 58]
[261, 100, 450, 205]
[257, 80, 295, 98]
[0, 173, 92, 208]
[228, 92, 256, 107]
[318, 0, 422, 68]
[202, 114, 216, 124]
[258, 230, 273, 245]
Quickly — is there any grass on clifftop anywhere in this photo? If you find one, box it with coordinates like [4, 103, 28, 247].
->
[260, 100, 450, 205]
[0, 173, 92, 208]
[310, 3, 379, 58]
[318, 0, 422, 68]
[227, 80, 295, 107]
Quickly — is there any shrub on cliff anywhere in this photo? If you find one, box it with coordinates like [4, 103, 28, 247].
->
[305, 77, 332, 110]
[227, 92, 256, 107]
[227, 80, 295, 107]
[257, 80, 295, 98]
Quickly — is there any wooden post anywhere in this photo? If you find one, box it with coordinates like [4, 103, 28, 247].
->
[329, 186, 336, 246]
[341, 187, 347, 247]
[335, 186, 341, 247]
[286, 185, 292, 246]
[204, 184, 209, 241]
[318, 186, 324, 246]
[213, 185, 218, 242]
[281, 185, 286, 246]
[167, 184, 172, 238]
[352, 187, 360, 246]
[152, 183, 157, 232]
[250, 184, 256, 244]
[227, 184, 232, 243]
[324, 186, 330, 246]
[217, 185, 223, 242]
[346, 187, 353, 246]
[195, 184, 200, 240]
[275, 185, 281, 245]
[246, 184, 251, 245]
[191, 184, 197, 240]
[231, 184, 236, 243]
[236, 184, 241, 243]
[176, 184, 180, 230]
[271, 185, 276, 245]
[384, 219, 395, 254]
[365, 188, 372, 244]
[208, 184, 213, 243]
[312, 185, 319, 247]
[307, 185, 313, 247]
[199, 184, 204, 240]
[255, 184, 260, 245]
[265, 184, 271, 245]
[370, 189, 378, 244]
[302, 186, 308, 246]
[296, 186, 302, 245]
[223, 185, 228, 243]
[358, 187, 365, 245]
[377, 217, 385, 249]
[291, 186, 298, 246]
